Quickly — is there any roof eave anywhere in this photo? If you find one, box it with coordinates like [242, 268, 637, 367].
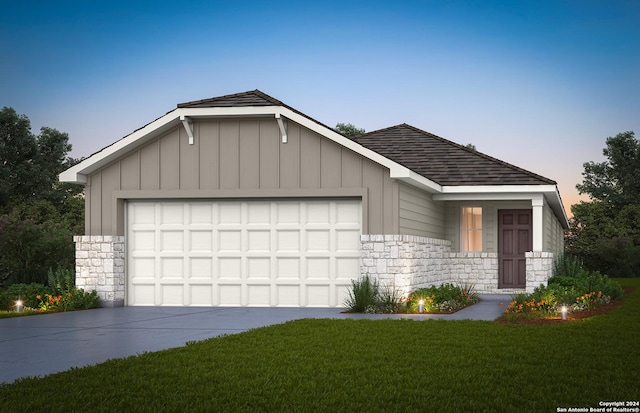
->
[59, 105, 442, 192]
[434, 185, 569, 229]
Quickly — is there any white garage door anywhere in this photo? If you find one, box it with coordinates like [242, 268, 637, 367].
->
[127, 199, 361, 307]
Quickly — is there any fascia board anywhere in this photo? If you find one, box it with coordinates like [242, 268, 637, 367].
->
[59, 104, 439, 195]
[59, 108, 184, 183]
[435, 185, 569, 229]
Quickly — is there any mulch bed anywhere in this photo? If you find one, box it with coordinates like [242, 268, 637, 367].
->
[496, 287, 634, 325]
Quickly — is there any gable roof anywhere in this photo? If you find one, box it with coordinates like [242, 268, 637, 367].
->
[350, 123, 556, 186]
[59, 89, 568, 227]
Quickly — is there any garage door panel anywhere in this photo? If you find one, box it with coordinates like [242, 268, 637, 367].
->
[276, 285, 300, 306]
[307, 230, 330, 251]
[336, 229, 361, 251]
[307, 257, 330, 279]
[160, 258, 183, 279]
[131, 284, 155, 306]
[132, 231, 155, 251]
[306, 285, 330, 307]
[161, 284, 184, 306]
[247, 202, 271, 224]
[189, 258, 213, 279]
[247, 230, 270, 252]
[218, 284, 242, 306]
[218, 258, 241, 279]
[336, 257, 359, 280]
[128, 200, 361, 307]
[336, 202, 360, 223]
[276, 230, 300, 251]
[160, 204, 184, 225]
[248, 284, 271, 306]
[247, 257, 270, 279]
[189, 231, 213, 252]
[276, 203, 300, 224]
[132, 257, 155, 278]
[190, 284, 213, 305]
[160, 230, 184, 252]
[190, 203, 214, 224]
[218, 230, 241, 251]
[306, 203, 330, 224]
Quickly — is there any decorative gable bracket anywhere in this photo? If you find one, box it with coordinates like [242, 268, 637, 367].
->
[275, 113, 288, 143]
[180, 115, 194, 145]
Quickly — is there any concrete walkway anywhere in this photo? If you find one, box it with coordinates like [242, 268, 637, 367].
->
[0, 294, 507, 384]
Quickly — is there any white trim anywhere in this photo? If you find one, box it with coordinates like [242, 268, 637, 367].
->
[58, 103, 568, 229]
[180, 115, 194, 145]
[59, 105, 443, 193]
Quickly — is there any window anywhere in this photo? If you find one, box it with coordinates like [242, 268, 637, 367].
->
[461, 207, 482, 252]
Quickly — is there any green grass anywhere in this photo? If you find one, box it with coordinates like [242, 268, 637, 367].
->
[1, 279, 638, 412]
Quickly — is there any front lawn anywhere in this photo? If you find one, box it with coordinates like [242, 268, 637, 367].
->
[1, 279, 638, 412]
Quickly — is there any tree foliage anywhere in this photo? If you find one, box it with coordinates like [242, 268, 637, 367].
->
[0, 107, 83, 285]
[568, 131, 640, 277]
[335, 122, 365, 137]
[576, 131, 640, 207]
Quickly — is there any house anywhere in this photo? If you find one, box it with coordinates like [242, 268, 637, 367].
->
[60, 90, 568, 307]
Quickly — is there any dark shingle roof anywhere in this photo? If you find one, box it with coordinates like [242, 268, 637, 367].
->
[178, 90, 284, 108]
[179, 91, 555, 186]
[350, 124, 556, 186]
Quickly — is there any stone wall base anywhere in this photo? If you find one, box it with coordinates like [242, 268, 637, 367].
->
[74, 236, 125, 307]
[361, 235, 554, 297]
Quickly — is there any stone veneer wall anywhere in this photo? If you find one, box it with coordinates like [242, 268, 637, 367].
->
[74, 236, 125, 307]
[361, 235, 554, 296]
[525, 251, 554, 293]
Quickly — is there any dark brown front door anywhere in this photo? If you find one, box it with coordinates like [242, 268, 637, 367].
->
[498, 209, 532, 289]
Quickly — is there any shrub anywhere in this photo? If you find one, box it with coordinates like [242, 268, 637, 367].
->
[0, 209, 75, 286]
[405, 283, 479, 313]
[343, 275, 379, 313]
[0, 283, 52, 310]
[505, 266, 624, 316]
[553, 253, 583, 277]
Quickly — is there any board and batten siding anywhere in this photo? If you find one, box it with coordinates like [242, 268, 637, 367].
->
[84, 118, 399, 236]
[398, 183, 445, 238]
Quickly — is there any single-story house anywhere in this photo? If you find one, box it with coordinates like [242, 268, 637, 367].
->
[60, 90, 568, 307]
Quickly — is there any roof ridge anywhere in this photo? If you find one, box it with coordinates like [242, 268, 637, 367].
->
[176, 89, 283, 108]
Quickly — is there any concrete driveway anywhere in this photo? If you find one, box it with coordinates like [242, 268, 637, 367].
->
[0, 295, 507, 384]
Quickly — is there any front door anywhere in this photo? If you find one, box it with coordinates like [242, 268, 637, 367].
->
[498, 209, 532, 289]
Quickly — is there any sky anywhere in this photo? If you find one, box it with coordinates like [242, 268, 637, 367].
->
[1, 0, 639, 217]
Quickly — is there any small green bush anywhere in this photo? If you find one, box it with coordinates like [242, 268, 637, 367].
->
[343, 275, 379, 312]
[405, 283, 479, 313]
[505, 261, 624, 316]
[0, 283, 52, 310]
[553, 253, 584, 278]
[0, 275, 100, 312]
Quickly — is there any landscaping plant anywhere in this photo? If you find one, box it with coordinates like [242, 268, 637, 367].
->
[0, 268, 99, 313]
[503, 254, 623, 320]
[0, 278, 637, 412]
[404, 283, 480, 313]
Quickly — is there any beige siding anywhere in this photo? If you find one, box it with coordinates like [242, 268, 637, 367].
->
[444, 200, 530, 253]
[544, 202, 565, 256]
[398, 183, 445, 238]
[86, 118, 399, 236]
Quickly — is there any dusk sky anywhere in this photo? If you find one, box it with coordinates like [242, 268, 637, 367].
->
[2, 0, 639, 216]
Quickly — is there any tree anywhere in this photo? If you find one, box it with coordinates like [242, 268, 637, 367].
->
[576, 131, 640, 208]
[464, 143, 477, 151]
[335, 122, 365, 137]
[0, 107, 83, 285]
[0, 107, 81, 210]
[568, 131, 640, 277]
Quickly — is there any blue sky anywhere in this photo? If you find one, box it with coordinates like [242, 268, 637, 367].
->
[2, 0, 639, 215]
